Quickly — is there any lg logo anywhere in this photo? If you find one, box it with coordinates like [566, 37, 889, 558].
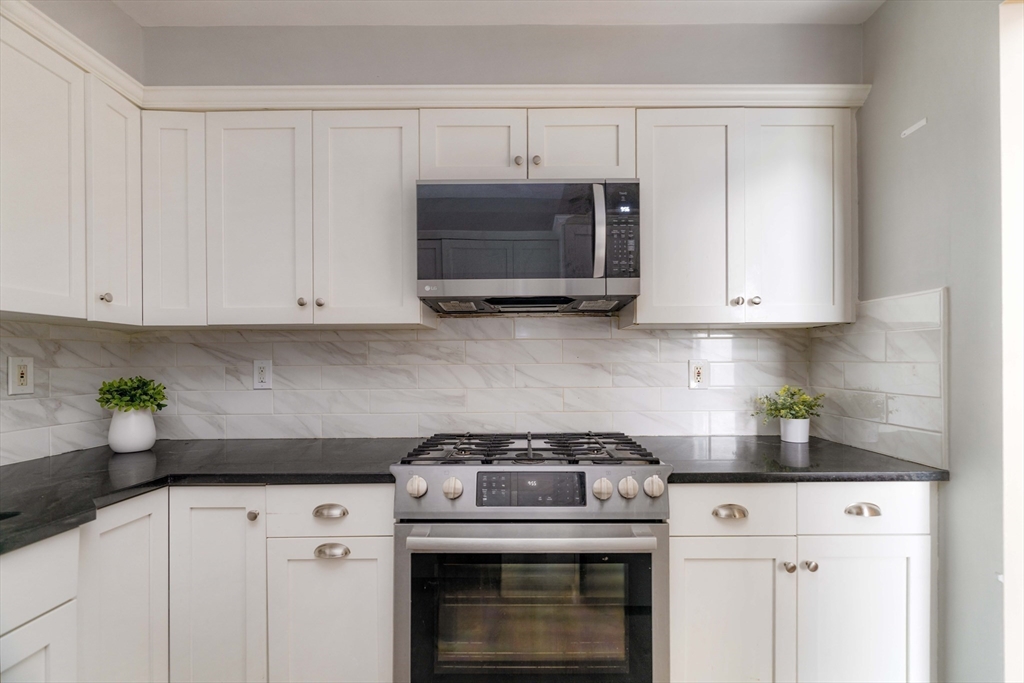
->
[423, 285, 438, 292]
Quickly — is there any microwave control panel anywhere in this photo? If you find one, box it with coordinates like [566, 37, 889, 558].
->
[606, 182, 639, 278]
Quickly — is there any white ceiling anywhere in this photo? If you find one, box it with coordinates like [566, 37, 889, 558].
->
[111, 0, 886, 27]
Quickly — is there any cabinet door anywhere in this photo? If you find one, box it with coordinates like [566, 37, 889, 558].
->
[267, 537, 393, 682]
[312, 111, 422, 324]
[206, 111, 313, 324]
[0, 601, 76, 683]
[78, 489, 168, 683]
[142, 111, 207, 326]
[797, 535, 930, 683]
[420, 109, 527, 180]
[86, 77, 142, 325]
[670, 536, 796, 683]
[0, 19, 86, 319]
[169, 487, 267, 683]
[527, 108, 635, 179]
[744, 108, 853, 324]
[635, 109, 745, 324]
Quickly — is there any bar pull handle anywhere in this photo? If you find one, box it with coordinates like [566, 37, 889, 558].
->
[592, 184, 606, 278]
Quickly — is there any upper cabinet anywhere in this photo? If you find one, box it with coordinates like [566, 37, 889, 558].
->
[86, 77, 142, 325]
[420, 108, 636, 180]
[0, 19, 86, 319]
[206, 111, 314, 325]
[628, 107, 854, 327]
[142, 111, 207, 326]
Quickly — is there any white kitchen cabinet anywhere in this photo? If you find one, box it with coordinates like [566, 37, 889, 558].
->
[267, 536, 393, 682]
[670, 536, 796, 683]
[169, 487, 267, 683]
[526, 108, 636, 179]
[312, 111, 427, 325]
[634, 108, 746, 324]
[0, 601, 77, 683]
[78, 489, 168, 683]
[142, 111, 207, 326]
[86, 77, 142, 325]
[744, 108, 853, 324]
[419, 109, 527, 180]
[206, 111, 313, 325]
[797, 535, 931, 683]
[0, 18, 86, 319]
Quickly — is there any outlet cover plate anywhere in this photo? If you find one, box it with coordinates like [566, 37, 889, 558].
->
[688, 359, 708, 390]
[253, 360, 273, 390]
[7, 357, 34, 395]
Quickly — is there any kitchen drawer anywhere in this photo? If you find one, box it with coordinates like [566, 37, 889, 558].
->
[266, 484, 394, 537]
[669, 484, 796, 537]
[797, 482, 932, 535]
[0, 529, 79, 636]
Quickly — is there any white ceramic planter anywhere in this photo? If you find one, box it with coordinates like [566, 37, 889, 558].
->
[780, 417, 810, 443]
[108, 409, 157, 453]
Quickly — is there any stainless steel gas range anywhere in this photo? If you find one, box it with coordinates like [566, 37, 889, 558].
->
[391, 432, 671, 683]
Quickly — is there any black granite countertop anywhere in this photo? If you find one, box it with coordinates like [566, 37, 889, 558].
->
[0, 436, 947, 555]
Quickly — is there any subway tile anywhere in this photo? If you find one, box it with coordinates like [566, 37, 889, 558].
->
[812, 290, 942, 336]
[0, 321, 50, 338]
[221, 330, 320, 342]
[515, 412, 614, 433]
[418, 413, 517, 436]
[321, 365, 417, 390]
[99, 343, 132, 367]
[0, 338, 101, 368]
[49, 325, 130, 342]
[0, 427, 50, 465]
[50, 419, 110, 455]
[419, 365, 514, 388]
[466, 340, 562, 364]
[274, 390, 369, 414]
[562, 339, 658, 363]
[758, 337, 810, 361]
[809, 413, 845, 442]
[809, 333, 886, 362]
[660, 338, 758, 362]
[809, 362, 845, 389]
[515, 364, 611, 388]
[886, 329, 942, 363]
[155, 415, 225, 440]
[130, 330, 225, 343]
[611, 363, 690, 387]
[613, 412, 709, 436]
[225, 415, 321, 439]
[886, 395, 944, 432]
[322, 414, 418, 438]
[371, 389, 466, 413]
[843, 418, 943, 468]
[514, 318, 611, 339]
[368, 341, 464, 365]
[178, 342, 274, 366]
[418, 319, 514, 341]
[564, 388, 659, 412]
[137, 367, 225, 392]
[130, 343, 177, 367]
[709, 411, 780, 436]
[48, 368, 129, 396]
[662, 387, 757, 412]
[844, 363, 941, 397]
[321, 329, 418, 341]
[273, 342, 367, 366]
[468, 388, 563, 413]
[0, 396, 107, 432]
[225, 365, 320, 391]
[177, 391, 274, 415]
[710, 362, 809, 387]
[816, 388, 886, 422]
[611, 327, 708, 339]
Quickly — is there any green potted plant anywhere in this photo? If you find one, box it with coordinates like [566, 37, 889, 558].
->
[753, 385, 825, 443]
[96, 376, 167, 453]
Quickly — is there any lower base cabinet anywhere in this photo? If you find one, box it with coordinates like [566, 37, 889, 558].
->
[267, 537, 393, 682]
[0, 601, 77, 683]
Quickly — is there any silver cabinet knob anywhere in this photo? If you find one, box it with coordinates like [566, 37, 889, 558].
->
[314, 543, 351, 560]
[514, 155, 524, 166]
[592, 477, 613, 501]
[804, 561, 819, 572]
[749, 296, 762, 305]
[406, 475, 428, 498]
[442, 476, 464, 500]
[99, 292, 113, 303]
[297, 297, 307, 307]
[618, 476, 639, 499]
[246, 510, 259, 521]
[643, 474, 665, 498]
[783, 562, 797, 573]
[712, 503, 749, 519]
[732, 296, 745, 306]
[315, 298, 325, 307]
[532, 155, 542, 166]
[312, 503, 348, 519]
[845, 502, 882, 517]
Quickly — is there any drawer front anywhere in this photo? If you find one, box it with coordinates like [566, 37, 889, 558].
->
[669, 484, 797, 537]
[797, 482, 931, 535]
[0, 529, 79, 636]
[266, 484, 394, 537]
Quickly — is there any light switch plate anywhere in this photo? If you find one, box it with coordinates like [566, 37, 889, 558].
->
[688, 359, 708, 389]
[7, 357, 34, 395]
[253, 360, 272, 389]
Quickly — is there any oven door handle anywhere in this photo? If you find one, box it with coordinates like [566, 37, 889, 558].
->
[404, 525, 657, 553]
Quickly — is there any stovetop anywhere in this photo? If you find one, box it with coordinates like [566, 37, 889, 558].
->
[400, 432, 659, 466]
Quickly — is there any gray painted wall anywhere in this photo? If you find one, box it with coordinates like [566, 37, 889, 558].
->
[28, 0, 143, 82]
[859, 1, 1003, 679]
[142, 24, 862, 86]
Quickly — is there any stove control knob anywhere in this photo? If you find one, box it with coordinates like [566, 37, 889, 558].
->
[644, 474, 666, 498]
[406, 475, 428, 498]
[592, 477, 613, 501]
[618, 476, 639, 499]
[442, 476, 463, 500]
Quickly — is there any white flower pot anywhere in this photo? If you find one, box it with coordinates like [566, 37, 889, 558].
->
[780, 417, 810, 444]
[108, 409, 156, 453]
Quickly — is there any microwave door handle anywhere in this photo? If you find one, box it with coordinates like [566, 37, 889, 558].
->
[592, 183, 606, 278]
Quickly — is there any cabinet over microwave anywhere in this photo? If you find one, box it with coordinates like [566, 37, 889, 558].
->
[417, 180, 640, 314]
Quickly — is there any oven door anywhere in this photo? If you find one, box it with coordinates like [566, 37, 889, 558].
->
[394, 523, 669, 683]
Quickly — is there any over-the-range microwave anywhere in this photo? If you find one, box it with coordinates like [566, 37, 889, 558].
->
[416, 180, 639, 314]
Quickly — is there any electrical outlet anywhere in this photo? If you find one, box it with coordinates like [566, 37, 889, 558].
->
[253, 360, 273, 390]
[7, 357, 34, 395]
[688, 359, 708, 390]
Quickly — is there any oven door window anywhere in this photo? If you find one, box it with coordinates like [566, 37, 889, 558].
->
[410, 552, 652, 682]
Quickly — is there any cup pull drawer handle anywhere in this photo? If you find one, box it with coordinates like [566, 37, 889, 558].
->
[314, 543, 351, 559]
[712, 504, 749, 519]
[844, 502, 882, 517]
[312, 504, 349, 519]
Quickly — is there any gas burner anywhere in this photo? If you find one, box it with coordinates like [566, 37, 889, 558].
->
[400, 432, 659, 466]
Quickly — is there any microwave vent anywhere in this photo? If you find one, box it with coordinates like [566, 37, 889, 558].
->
[438, 301, 478, 312]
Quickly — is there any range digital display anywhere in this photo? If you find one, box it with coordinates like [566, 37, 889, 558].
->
[476, 472, 586, 507]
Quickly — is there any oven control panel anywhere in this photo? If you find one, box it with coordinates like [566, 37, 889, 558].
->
[477, 472, 586, 507]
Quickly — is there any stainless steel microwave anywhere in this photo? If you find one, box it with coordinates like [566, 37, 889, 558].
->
[417, 180, 639, 314]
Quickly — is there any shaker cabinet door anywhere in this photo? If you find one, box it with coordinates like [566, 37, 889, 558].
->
[526, 108, 635, 179]
[420, 109, 528, 180]
[0, 601, 77, 683]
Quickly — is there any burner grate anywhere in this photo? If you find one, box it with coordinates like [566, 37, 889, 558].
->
[401, 431, 658, 465]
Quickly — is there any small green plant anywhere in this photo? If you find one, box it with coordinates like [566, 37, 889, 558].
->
[96, 376, 168, 412]
[753, 385, 825, 423]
